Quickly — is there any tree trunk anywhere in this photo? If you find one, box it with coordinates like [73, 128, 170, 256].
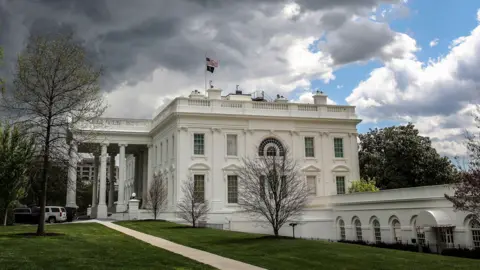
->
[3, 207, 8, 226]
[273, 228, 279, 237]
[37, 120, 51, 236]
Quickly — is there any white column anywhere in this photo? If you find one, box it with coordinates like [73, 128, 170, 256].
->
[108, 153, 116, 209]
[147, 144, 153, 190]
[66, 142, 78, 208]
[97, 142, 108, 219]
[117, 143, 127, 212]
[92, 154, 99, 207]
[142, 149, 148, 208]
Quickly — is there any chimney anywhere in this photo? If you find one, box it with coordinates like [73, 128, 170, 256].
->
[274, 94, 288, 103]
[207, 87, 222, 100]
[313, 90, 327, 105]
[189, 89, 205, 99]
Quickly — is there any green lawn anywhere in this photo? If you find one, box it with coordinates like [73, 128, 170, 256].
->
[117, 221, 480, 270]
[0, 223, 213, 270]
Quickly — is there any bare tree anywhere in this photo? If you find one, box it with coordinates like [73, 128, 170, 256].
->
[238, 147, 310, 237]
[446, 109, 480, 220]
[147, 172, 168, 220]
[0, 34, 106, 235]
[177, 176, 210, 227]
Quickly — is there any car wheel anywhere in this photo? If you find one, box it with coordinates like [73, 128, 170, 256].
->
[48, 217, 55, 224]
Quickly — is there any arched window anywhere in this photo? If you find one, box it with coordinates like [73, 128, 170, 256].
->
[412, 218, 425, 245]
[258, 137, 285, 156]
[392, 219, 401, 243]
[372, 219, 381, 243]
[471, 219, 480, 248]
[354, 219, 363, 241]
[339, 219, 346, 240]
[266, 146, 277, 156]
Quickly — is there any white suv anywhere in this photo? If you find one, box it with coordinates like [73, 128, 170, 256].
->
[45, 206, 67, 223]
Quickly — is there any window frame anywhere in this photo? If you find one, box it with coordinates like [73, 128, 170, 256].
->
[372, 219, 382, 244]
[339, 219, 346, 240]
[354, 219, 363, 241]
[471, 219, 480, 248]
[193, 174, 206, 203]
[304, 136, 315, 158]
[333, 137, 344, 158]
[335, 175, 346, 195]
[226, 134, 238, 157]
[306, 175, 317, 196]
[227, 175, 239, 204]
[193, 133, 206, 156]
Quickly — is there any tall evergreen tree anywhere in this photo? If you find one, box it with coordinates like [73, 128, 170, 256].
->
[0, 122, 36, 225]
[359, 123, 457, 189]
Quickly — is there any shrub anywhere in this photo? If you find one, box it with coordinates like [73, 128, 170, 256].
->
[442, 248, 480, 259]
[338, 240, 431, 253]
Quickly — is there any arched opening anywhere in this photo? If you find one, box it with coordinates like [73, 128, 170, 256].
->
[411, 216, 425, 245]
[392, 219, 401, 243]
[372, 219, 381, 243]
[354, 218, 363, 241]
[339, 219, 346, 240]
[471, 219, 480, 248]
[258, 137, 285, 156]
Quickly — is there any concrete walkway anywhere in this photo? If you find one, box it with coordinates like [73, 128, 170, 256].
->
[98, 221, 266, 270]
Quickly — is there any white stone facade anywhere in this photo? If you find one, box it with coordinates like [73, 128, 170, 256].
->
[68, 88, 478, 251]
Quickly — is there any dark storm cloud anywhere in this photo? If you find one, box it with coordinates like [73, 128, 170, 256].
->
[0, 0, 403, 95]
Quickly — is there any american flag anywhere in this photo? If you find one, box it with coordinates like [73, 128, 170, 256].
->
[206, 57, 219, 67]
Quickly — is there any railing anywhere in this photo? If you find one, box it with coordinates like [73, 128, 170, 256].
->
[252, 102, 288, 110]
[79, 98, 358, 132]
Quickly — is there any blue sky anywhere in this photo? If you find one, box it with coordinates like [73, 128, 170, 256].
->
[289, 0, 480, 135]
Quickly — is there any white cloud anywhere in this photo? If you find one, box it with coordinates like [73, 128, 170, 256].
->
[429, 38, 439, 47]
[477, 9, 480, 22]
[347, 11, 480, 157]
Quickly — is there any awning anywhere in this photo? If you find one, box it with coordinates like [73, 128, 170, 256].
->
[417, 210, 454, 228]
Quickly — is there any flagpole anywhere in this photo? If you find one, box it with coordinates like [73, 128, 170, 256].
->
[204, 52, 207, 93]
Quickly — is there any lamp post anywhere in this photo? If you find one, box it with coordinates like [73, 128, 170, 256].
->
[289, 222, 298, 238]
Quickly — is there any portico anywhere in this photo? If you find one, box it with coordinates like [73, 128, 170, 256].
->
[65, 119, 154, 219]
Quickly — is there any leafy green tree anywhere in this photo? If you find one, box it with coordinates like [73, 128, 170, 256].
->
[349, 178, 379, 193]
[359, 123, 457, 190]
[0, 122, 36, 226]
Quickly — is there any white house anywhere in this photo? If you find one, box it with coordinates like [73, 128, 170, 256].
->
[67, 87, 480, 251]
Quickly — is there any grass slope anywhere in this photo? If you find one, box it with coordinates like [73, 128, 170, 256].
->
[117, 221, 480, 270]
[0, 223, 213, 270]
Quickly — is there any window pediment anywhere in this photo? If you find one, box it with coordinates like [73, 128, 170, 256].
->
[302, 165, 321, 172]
[222, 164, 241, 172]
[189, 162, 210, 171]
[332, 165, 349, 172]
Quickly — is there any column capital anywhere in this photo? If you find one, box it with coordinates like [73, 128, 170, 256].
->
[119, 142, 128, 147]
[100, 141, 109, 147]
[147, 143, 153, 148]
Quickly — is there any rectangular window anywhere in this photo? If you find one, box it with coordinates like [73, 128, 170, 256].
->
[305, 137, 315, 157]
[336, 176, 345, 195]
[166, 139, 169, 159]
[334, 138, 344, 158]
[227, 175, 238, 203]
[306, 176, 316, 195]
[194, 133, 205, 155]
[193, 175, 205, 203]
[226, 134, 238, 156]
